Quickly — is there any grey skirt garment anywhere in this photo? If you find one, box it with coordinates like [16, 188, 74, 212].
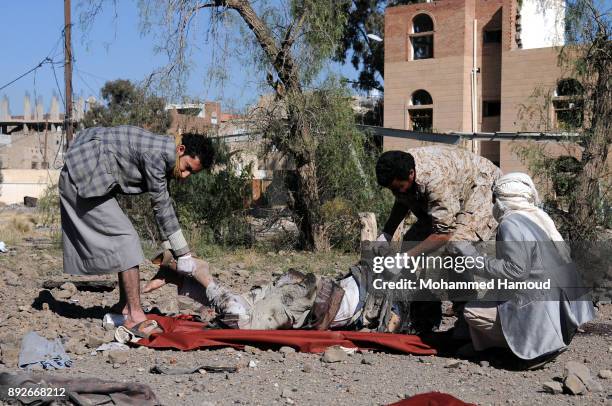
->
[59, 168, 144, 275]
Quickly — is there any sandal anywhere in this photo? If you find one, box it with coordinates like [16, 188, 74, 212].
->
[115, 319, 163, 344]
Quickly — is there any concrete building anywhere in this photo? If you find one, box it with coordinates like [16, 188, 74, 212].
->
[0, 95, 65, 204]
[383, 0, 579, 173]
[165, 102, 242, 135]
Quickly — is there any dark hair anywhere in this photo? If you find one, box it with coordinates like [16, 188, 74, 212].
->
[375, 151, 415, 187]
[182, 133, 215, 169]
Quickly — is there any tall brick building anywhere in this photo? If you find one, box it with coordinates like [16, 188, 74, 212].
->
[383, 0, 578, 173]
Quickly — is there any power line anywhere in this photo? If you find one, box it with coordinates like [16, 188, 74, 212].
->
[0, 58, 53, 92]
[75, 69, 99, 98]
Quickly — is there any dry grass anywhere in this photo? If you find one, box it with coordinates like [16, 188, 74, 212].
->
[0, 213, 36, 245]
[202, 246, 359, 278]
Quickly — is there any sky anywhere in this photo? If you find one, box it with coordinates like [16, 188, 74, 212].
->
[0, 1, 359, 115]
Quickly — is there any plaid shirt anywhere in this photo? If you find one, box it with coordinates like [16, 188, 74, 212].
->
[64, 126, 189, 255]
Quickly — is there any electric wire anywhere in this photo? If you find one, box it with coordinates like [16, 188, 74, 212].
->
[0, 58, 53, 92]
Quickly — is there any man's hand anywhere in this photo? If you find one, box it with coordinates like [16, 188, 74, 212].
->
[176, 254, 196, 275]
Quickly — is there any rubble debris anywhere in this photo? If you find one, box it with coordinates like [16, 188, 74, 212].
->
[243, 345, 260, 355]
[279, 346, 296, 356]
[42, 279, 117, 292]
[563, 374, 586, 395]
[598, 369, 612, 379]
[87, 336, 105, 349]
[150, 364, 238, 375]
[107, 350, 129, 365]
[542, 381, 563, 394]
[321, 346, 348, 363]
[563, 361, 591, 383]
[95, 342, 129, 353]
[0, 343, 20, 367]
[560, 361, 603, 395]
[444, 360, 464, 369]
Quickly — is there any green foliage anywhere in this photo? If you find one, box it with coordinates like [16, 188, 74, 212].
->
[334, 0, 423, 92]
[517, 0, 611, 239]
[171, 152, 253, 248]
[289, 0, 350, 83]
[88, 0, 398, 250]
[37, 184, 61, 227]
[82, 79, 171, 133]
[261, 83, 393, 250]
[513, 142, 610, 237]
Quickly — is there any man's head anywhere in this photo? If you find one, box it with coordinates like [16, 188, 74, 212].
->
[175, 133, 215, 179]
[376, 151, 416, 193]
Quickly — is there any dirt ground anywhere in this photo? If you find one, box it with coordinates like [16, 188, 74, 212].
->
[0, 206, 610, 406]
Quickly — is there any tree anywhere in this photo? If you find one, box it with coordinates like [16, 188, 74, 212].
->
[334, 0, 422, 92]
[517, 0, 610, 239]
[83, 79, 171, 133]
[335, 0, 385, 92]
[131, 0, 359, 250]
[562, 0, 611, 239]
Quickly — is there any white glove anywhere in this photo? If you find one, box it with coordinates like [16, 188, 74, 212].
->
[376, 232, 391, 242]
[176, 254, 196, 275]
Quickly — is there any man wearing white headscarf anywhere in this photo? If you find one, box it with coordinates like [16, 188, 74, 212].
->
[451, 173, 596, 365]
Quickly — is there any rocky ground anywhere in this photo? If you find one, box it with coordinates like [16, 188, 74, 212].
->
[0, 206, 610, 405]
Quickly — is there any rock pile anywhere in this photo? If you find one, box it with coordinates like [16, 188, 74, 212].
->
[542, 361, 605, 395]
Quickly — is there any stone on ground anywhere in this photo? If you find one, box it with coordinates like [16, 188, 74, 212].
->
[321, 346, 348, 363]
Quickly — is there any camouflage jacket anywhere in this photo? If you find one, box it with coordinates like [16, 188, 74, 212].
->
[385, 146, 502, 241]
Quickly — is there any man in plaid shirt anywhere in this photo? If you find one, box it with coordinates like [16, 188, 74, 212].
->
[60, 125, 215, 337]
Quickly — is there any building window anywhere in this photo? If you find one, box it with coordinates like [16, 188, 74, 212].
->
[483, 30, 502, 43]
[412, 90, 433, 106]
[408, 90, 433, 131]
[483, 101, 501, 117]
[553, 79, 583, 129]
[410, 14, 434, 60]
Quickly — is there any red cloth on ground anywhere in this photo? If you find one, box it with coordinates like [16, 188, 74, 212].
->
[387, 392, 475, 406]
[138, 315, 436, 355]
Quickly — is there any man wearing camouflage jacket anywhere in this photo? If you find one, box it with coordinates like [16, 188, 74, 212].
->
[375, 146, 502, 332]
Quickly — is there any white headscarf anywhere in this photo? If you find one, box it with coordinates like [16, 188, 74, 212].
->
[493, 172, 571, 262]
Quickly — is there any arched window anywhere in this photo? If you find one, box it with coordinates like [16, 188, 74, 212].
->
[553, 78, 583, 129]
[411, 90, 433, 106]
[410, 14, 434, 60]
[408, 90, 433, 131]
[555, 79, 583, 97]
[413, 14, 434, 33]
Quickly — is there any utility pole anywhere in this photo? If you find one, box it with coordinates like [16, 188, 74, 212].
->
[64, 0, 73, 150]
